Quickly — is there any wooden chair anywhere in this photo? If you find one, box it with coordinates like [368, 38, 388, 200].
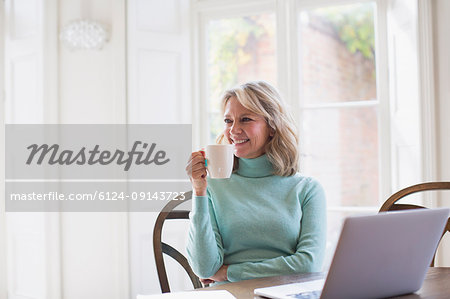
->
[379, 182, 450, 266]
[153, 191, 203, 293]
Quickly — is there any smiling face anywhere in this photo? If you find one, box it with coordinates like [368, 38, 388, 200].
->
[223, 96, 272, 159]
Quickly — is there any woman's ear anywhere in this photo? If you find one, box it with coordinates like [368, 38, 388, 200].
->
[269, 128, 275, 137]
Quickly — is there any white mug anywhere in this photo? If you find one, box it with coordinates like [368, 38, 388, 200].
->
[206, 144, 234, 179]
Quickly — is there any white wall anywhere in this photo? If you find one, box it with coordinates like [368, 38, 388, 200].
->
[433, 0, 450, 266]
[4, 0, 194, 297]
[127, 0, 192, 296]
[0, 2, 8, 298]
[4, 1, 61, 299]
[58, 0, 129, 299]
[4, 0, 130, 298]
[59, 0, 126, 124]
[51, 0, 194, 296]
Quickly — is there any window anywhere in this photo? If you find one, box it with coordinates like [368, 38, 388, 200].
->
[206, 12, 277, 142]
[207, 13, 277, 143]
[194, 0, 425, 269]
[297, 2, 379, 265]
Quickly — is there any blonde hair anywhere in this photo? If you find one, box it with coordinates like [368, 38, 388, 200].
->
[216, 81, 299, 176]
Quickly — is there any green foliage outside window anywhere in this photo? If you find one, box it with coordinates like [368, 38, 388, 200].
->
[206, 4, 374, 141]
[209, 16, 270, 106]
[316, 4, 375, 59]
[208, 15, 273, 141]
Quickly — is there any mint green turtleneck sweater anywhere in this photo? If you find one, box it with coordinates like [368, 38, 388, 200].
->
[186, 154, 326, 282]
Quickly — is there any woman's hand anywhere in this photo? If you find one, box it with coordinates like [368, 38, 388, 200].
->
[186, 151, 207, 196]
[199, 265, 229, 285]
[209, 265, 229, 282]
[200, 278, 215, 285]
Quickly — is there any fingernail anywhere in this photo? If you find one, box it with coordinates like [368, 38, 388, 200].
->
[205, 159, 207, 167]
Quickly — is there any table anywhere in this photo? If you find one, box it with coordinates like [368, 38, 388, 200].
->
[201, 267, 450, 299]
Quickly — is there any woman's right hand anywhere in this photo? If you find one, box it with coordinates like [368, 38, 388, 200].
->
[186, 151, 207, 196]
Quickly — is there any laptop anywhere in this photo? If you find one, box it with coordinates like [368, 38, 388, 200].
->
[254, 208, 449, 299]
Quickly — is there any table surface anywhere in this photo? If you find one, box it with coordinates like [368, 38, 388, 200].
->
[200, 267, 450, 299]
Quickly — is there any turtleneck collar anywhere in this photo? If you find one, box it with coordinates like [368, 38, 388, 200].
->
[236, 154, 274, 178]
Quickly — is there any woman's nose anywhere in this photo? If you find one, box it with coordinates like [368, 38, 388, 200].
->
[230, 122, 242, 135]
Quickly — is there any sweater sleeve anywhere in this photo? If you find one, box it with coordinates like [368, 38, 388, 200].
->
[186, 191, 225, 278]
[226, 179, 327, 282]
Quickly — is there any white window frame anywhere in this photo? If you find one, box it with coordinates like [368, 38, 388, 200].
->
[191, 0, 436, 209]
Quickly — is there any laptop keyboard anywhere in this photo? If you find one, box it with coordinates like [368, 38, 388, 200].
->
[286, 290, 322, 299]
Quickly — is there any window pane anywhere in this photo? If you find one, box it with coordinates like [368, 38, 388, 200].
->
[299, 3, 376, 104]
[207, 14, 277, 142]
[301, 107, 379, 207]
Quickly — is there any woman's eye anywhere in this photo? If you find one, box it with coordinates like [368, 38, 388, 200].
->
[224, 119, 232, 124]
[242, 117, 252, 122]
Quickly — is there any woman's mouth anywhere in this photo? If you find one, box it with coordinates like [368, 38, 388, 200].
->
[233, 139, 249, 145]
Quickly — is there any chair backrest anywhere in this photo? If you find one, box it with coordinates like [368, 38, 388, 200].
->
[153, 191, 202, 293]
[379, 182, 450, 266]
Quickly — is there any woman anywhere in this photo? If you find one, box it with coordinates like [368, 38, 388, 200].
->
[186, 81, 326, 284]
